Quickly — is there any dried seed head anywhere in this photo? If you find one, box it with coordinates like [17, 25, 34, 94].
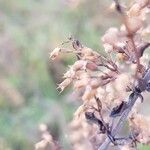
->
[50, 0, 150, 148]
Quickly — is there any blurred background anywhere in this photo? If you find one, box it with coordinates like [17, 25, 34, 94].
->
[0, 0, 149, 149]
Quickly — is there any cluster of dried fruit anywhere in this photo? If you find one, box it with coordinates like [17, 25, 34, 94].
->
[50, 0, 150, 149]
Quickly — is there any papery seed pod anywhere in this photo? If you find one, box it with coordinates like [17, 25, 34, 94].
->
[139, 7, 150, 21]
[128, 3, 141, 17]
[81, 47, 98, 56]
[80, 47, 100, 61]
[90, 78, 101, 88]
[69, 117, 82, 130]
[35, 140, 47, 150]
[82, 86, 95, 101]
[63, 68, 75, 78]
[116, 42, 126, 49]
[57, 78, 72, 92]
[86, 62, 98, 70]
[70, 131, 83, 143]
[130, 64, 137, 72]
[102, 27, 119, 45]
[97, 87, 105, 95]
[126, 17, 143, 33]
[119, 23, 125, 30]
[116, 53, 128, 61]
[96, 87, 106, 99]
[74, 105, 86, 118]
[136, 0, 150, 8]
[73, 78, 90, 89]
[42, 132, 53, 142]
[72, 39, 83, 50]
[115, 74, 130, 92]
[49, 47, 61, 60]
[72, 60, 87, 71]
[103, 43, 113, 53]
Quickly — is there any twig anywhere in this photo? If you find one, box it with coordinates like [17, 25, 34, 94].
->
[98, 93, 138, 150]
[98, 67, 150, 150]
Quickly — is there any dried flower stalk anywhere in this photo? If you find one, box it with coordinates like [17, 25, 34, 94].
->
[50, 0, 150, 149]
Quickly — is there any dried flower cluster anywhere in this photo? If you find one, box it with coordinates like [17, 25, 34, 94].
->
[50, 0, 150, 149]
[35, 123, 60, 150]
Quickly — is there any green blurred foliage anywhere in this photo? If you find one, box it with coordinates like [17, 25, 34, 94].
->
[0, 0, 149, 149]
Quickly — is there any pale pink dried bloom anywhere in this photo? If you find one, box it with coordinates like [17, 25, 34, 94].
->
[73, 78, 90, 89]
[128, 3, 141, 17]
[80, 47, 100, 61]
[102, 27, 120, 45]
[39, 123, 47, 132]
[115, 74, 130, 92]
[120, 145, 131, 150]
[63, 67, 76, 79]
[72, 60, 87, 71]
[74, 105, 87, 118]
[49, 47, 61, 60]
[57, 78, 72, 92]
[126, 17, 143, 33]
[129, 114, 150, 144]
[35, 140, 47, 150]
[103, 43, 113, 53]
[82, 85, 96, 101]
[135, 0, 150, 8]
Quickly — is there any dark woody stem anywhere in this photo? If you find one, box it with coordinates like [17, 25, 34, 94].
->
[98, 67, 150, 150]
[98, 92, 138, 150]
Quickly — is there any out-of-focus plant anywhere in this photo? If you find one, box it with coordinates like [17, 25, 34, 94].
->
[50, 0, 150, 149]
[35, 123, 60, 150]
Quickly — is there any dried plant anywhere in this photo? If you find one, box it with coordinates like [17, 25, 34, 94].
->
[50, 0, 150, 149]
[35, 124, 60, 150]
